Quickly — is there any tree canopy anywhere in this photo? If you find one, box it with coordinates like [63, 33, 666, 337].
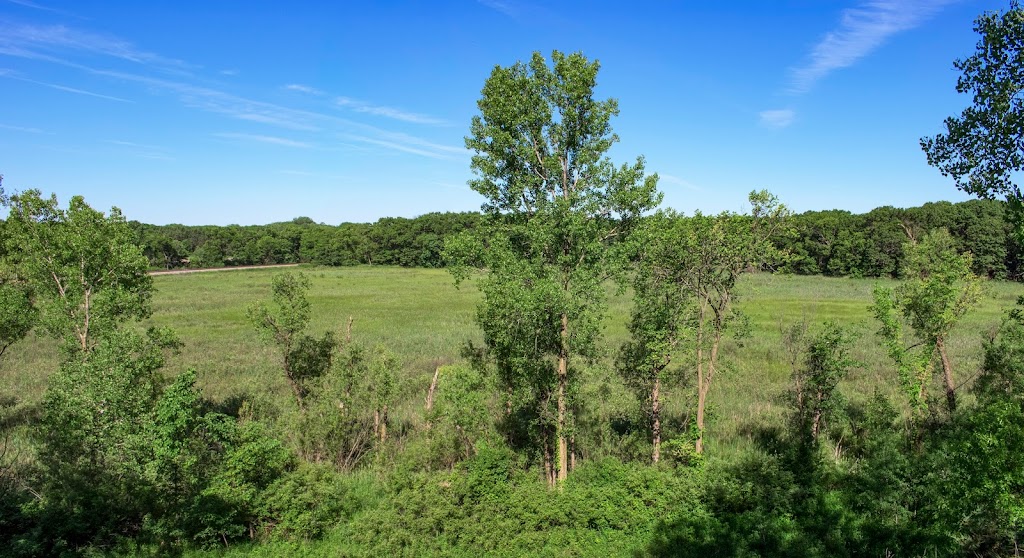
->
[450, 50, 661, 484]
[922, 2, 1024, 231]
[2, 190, 152, 355]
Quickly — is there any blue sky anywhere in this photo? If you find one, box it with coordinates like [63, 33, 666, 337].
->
[0, 0, 1011, 225]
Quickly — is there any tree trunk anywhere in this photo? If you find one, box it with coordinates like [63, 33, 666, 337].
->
[544, 433, 554, 487]
[936, 336, 957, 413]
[695, 308, 707, 455]
[284, 368, 305, 410]
[380, 404, 388, 442]
[696, 384, 707, 454]
[652, 375, 661, 464]
[697, 329, 723, 455]
[79, 288, 91, 353]
[425, 366, 441, 425]
[570, 434, 576, 471]
[557, 313, 569, 482]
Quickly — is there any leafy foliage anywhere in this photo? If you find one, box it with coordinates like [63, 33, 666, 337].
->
[786, 322, 861, 446]
[3, 190, 152, 355]
[32, 328, 180, 551]
[425, 364, 497, 468]
[449, 50, 661, 482]
[922, 2, 1024, 233]
[248, 272, 337, 408]
[661, 191, 790, 453]
[0, 276, 35, 361]
[872, 230, 982, 414]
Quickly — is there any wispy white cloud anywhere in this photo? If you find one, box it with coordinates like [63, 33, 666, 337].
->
[105, 139, 166, 150]
[336, 96, 446, 125]
[285, 83, 323, 95]
[344, 135, 455, 159]
[0, 22, 191, 71]
[4, 0, 84, 18]
[759, 109, 795, 128]
[105, 138, 157, 146]
[95, 69, 324, 130]
[0, 16, 462, 161]
[788, 0, 957, 94]
[6, 0, 52, 9]
[373, 129, 466, 156]
[278, 169, 351, 180]
[0, 122, 48, 134]
[0, 70, 133, 102]
[95, 69, 464, 158]
[215, 132, 313, 148]
[478, 0, 518, 16]
[104, 139, 175, 160]
[659, 174, 701, 191]
[0, 43, 79, 67]
[44, 82, 133, 101]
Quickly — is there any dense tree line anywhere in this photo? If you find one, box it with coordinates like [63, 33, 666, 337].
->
[129, 211, 482, 270]
[777, 199, 1021, 279]
[130, 198, 1023, 282]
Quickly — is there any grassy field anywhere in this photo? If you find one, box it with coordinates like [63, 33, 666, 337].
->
[2, 266, 1020, 456]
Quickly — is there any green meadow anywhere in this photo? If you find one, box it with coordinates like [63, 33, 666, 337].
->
[4, 266, 1019, 458]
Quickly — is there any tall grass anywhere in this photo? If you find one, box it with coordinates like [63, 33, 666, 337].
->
[1, 266, 1018, 455]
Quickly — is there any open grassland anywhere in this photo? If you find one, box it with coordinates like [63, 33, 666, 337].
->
[2, 266, 1020, 455]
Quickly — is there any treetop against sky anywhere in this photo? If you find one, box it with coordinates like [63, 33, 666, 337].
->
[0, 0, 1010, 225]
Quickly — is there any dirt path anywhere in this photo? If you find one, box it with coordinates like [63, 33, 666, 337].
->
[149, 263, 299, 276]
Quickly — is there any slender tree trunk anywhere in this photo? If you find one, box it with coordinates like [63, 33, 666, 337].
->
[425, 366, 441, 428]
[652, 375, 661, 464]
[287, 378, 305, 410]
[697, 332, 723, 454]
[696, 385, 707, 455]
[79, 288, 91, 353]
[936, 336, 957, 413]
[380, 404, 388, 442]
[570, 434, 576, 471]
[544, 432, 554, 487]
[284, 359, 305, 410]
[695, 306, 707, 455]
[557, 313, 569, 482]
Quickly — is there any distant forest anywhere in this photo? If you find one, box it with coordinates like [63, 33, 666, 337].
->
[131, 198, 1019, 279]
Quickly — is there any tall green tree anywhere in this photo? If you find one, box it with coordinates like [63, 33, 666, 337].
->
[0, 273, 35, 361]
[676, 191, 788, 454]
[248, 272, 336, 410]
[617, 212, 691, 464]
[2, 190, 152, 356]
[785, 321, 860, 445]
[448, 51, 661, 484]
[921, 2, 1024, 234]
[872, 230, 982, 414]
[36, 327, 181, 550]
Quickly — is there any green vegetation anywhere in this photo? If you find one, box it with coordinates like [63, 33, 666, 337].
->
[0, 265, 1021, 555]
[1, 268, 1013, 426]
[129, 198, 1024, 282]
[921, 0, 1024, 235]
[3, 4, 1024, 554]
[449, 50, 660, 484]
